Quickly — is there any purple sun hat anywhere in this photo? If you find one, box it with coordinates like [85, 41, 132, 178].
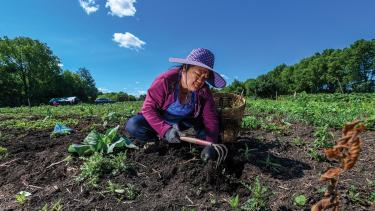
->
[169, 48, 227, 88]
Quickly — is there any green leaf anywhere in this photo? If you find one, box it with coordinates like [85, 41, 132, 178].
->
[105, 125, 119, 143]
[115, 189, 125, 194]
[83, 130, 100, 145]
[68, 144, 93, 155]
[107, 138, 125, 154]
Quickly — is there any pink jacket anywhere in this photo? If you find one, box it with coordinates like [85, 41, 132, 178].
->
[141, 68, 219, 142]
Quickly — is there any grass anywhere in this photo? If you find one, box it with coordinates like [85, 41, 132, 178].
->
[241, 177, 270, 211]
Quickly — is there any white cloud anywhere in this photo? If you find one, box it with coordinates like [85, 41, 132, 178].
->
[79, 0, 99, 15]
[98, 87, 111, 93]
[137, 90, 146, 95]
[113, 32, 145, 50]
[58, 63, 64, 67]
[220, 74, 230, 80]
[105, 0, 136, 17]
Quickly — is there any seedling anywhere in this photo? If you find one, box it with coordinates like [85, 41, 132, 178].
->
[308, 148, 324, 162]
[124, 183, 138, 200]
[239, 144, 256, 161]
[229, 194, 239, 209]
[39, 199, 63, 211]
[291, 137, 305, 147]
[348, 185, 361, 204]
[15, 191, 31, 205]
[293, 194, 307, 206]
[259, 154, 282, 172]
[366, 178, 375, 186]
[241, 177, 269, 210]
[0, 146, 8, 160]
[370, 191, 375, 204]
[107, 180, 125, 194]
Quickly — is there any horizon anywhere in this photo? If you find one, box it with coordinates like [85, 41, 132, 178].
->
[1, 0, 375, 96]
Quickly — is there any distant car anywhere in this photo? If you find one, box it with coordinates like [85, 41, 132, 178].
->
[95, 98, 115, 104]
[49, 97, 80, 105]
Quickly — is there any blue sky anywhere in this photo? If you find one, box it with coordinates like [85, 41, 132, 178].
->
[1, 0, 375, 96]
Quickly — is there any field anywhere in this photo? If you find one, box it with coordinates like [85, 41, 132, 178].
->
[0, 93, 374, 210]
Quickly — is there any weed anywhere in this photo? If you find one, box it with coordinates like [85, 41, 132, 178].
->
[259, 154, 282, 172]
[293, 194, 306, 206]
[241, 116, 261, 129]
[239, 144, 255, 160]
[77, 152, 130, 187]
[241, 177, 270, 211]
[0, 146, 8, 160]
[348, 185, 362, 204]
[229, 194, 239, 209]
[370, 191, 375, 204]
[308, 148, 324, 162]
[107, 180, 125, 194]
[313, 124, 334, 149]
[366, 178, 375, 186]
[291, 137, 305, 147]
[124, 183, 138, 200]
[39, 199, 63, 211]
[15, 191, 31, 205]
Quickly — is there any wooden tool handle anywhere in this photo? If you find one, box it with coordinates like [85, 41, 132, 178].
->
[180, 136, 212, 146]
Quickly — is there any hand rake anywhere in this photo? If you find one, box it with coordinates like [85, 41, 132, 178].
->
[179, 136, 228, 168]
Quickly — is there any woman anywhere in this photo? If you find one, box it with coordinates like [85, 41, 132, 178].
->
[125, 48, 226, 161]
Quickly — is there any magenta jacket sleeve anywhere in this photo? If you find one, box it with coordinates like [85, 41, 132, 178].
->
[201, 89, 219, 143]
[141, 77, 172, 139]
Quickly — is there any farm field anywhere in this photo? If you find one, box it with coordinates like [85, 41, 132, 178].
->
[0, 94, 374, 210]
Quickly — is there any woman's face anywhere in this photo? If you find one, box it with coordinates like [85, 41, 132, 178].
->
[182, 65, 210, 91]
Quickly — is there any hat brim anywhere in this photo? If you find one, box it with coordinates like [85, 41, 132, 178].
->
[169, 57, 226, 88]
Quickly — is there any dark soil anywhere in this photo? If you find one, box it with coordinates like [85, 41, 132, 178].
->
[0, 116, 374, 210]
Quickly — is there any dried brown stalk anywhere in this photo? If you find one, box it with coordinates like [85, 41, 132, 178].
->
[311, 120, 365, 211]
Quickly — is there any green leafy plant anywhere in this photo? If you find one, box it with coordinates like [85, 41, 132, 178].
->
[15, 191, 31, 205]
[291, 137, 305, 147]
[308, 148, 324, 162]
[229, 194, 239, 209]
[370, 191, 375, 204]
[366, 178, 375, 186]
[124, 183, 138, 200]
[313, 124, 334, 148]
[293, 194, 306, 206]
[241, 116, 261, 129]
[348, 185, 362, 204]
[68, 125, 138, 156]
[39, 199, 63, 211]
[77, 152, 131, 187]
[107, 180, 125, 194]
[241, 177, 269, 211]
[0, 146, 8, 160]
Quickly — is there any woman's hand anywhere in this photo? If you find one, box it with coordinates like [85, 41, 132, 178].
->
[164, 127, 181, 143]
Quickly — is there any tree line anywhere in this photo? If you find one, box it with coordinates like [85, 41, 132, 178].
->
[0, 36, 101, 107]
[222, 39, 375, 97]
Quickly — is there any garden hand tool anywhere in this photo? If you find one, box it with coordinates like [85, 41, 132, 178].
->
[179, 136, 228, 168]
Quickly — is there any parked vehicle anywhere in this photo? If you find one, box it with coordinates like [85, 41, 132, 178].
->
[49, 97, 80, 105]
[94, 98, 115, 104]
